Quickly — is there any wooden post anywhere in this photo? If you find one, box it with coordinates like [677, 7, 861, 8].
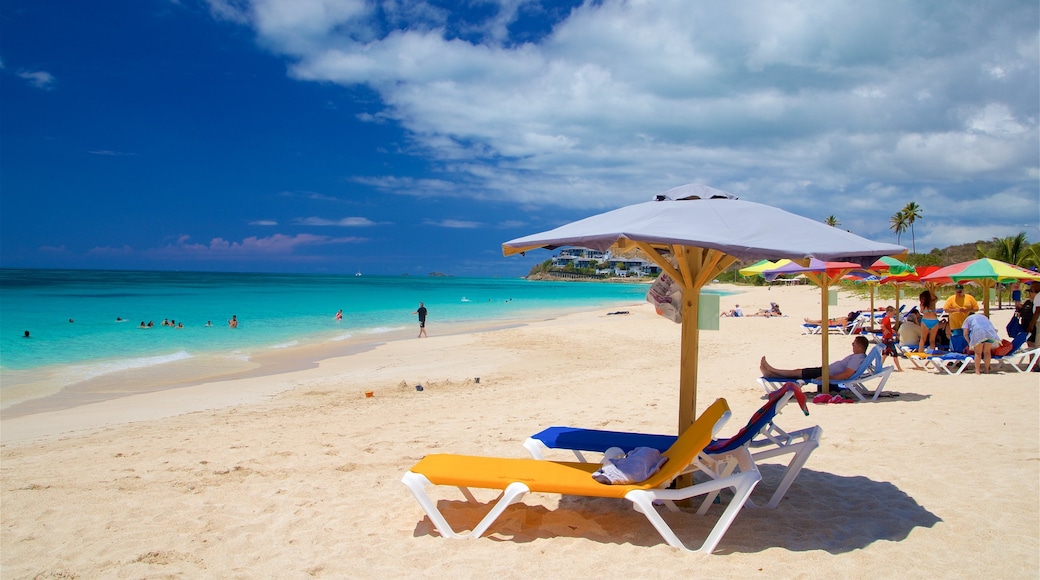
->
[820, 282, 830, 394]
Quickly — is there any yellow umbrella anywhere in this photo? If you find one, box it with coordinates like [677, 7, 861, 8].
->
[738, 259, 792, 277]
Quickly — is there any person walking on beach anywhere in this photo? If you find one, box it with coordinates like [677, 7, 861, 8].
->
[880, 306, 903, 372]
[413, 302, 428, 338]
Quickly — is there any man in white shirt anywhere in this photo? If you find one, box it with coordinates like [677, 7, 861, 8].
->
[898, 312, 923, 347]
[760, 336, 869, 381]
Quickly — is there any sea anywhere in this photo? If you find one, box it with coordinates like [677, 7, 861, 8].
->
[1, 269, 662, 410]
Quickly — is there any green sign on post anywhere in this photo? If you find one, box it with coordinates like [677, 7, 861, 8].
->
[828, 288, 838, 306]
[699, 292, 720, 330]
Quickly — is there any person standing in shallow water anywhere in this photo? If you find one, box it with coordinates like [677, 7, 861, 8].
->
[413, 302, 428, 338]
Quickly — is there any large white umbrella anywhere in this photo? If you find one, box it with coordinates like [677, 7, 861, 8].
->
[503, 184, 905, 436]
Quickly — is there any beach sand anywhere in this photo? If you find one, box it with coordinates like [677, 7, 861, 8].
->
[2, 284, 1037, 578]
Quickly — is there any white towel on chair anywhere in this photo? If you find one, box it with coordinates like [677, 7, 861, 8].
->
[592, 447, 668, 485]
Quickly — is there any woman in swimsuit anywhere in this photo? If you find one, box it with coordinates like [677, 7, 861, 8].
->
[918, 290, 940, 352]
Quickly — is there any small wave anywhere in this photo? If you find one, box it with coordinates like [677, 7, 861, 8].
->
[69, 350, 193, 382]
[363, 326, 406, 334]
[269, 341, 299, 349]
[461, 297, 471, 302]
[330, 333, 354, 341]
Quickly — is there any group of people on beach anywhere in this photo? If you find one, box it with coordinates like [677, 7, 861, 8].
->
[721, 302, 783, 317]
[762, 281, 1040, 379]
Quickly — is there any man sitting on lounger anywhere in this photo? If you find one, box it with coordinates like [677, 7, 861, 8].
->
[761, 336, 869, 381]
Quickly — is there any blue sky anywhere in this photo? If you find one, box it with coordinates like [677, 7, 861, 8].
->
[2, 0, 1038, 277]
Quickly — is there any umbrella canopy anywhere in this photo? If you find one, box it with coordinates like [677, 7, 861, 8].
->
[920, 258, 1040, 317]
[870, 256, 916, 276]
[738, 259, 792, 277]
[503, 184, 906, 437]
[879, 265, 944, 313]
[762, 258, 869, 282]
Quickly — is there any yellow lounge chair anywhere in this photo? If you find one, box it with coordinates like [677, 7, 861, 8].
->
[400, 398, 761, 553]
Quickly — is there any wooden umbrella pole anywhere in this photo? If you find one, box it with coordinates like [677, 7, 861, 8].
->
[820, 281, 830, 394]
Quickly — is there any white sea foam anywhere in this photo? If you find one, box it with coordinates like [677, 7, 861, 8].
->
[269, 341, 299, 349]
[68, 350, 194, 382]
[363, 326, 407, 334]
[330, 333, 354, 341]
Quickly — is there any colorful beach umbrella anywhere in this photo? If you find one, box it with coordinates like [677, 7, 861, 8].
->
[858, 257, 916, 327]
[879, 265, 944, 311]
[921, 258, 1040, 317]
[504, 184, 906, 444]
[738, 259, 792, 277]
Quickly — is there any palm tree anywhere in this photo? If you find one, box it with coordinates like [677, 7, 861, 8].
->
[889, 210, 907, 245]
[1023, 243, 1040, 270]
[824, 215, 841, 227]
[979, 232, 1030, 266]
[902, 202, 923, 253]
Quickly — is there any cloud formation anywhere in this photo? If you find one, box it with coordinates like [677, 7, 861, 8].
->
[207, 0, 1039, 248]
[86, 233, 366, 262]
[294, 217, 379, 226]
[17, 69, 56, 90]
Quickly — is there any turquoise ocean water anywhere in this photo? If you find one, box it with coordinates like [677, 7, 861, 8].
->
[1, 269, 657, 406]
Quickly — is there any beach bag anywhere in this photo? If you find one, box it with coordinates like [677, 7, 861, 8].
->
[1006, 315, 1024, 338]
[646, 271, 684, 324]
[992, 339, 1015, 357]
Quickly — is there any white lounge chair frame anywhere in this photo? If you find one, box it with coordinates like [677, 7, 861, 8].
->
[810, 346, 894, 401]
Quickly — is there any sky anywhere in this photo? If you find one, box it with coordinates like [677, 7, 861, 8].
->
[1, 0, 1038, 277]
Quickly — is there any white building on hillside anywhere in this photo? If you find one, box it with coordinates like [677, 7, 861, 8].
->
[550, 248, 661, 278]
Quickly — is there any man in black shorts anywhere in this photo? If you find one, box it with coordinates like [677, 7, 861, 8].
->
[414, 302, 428, 338]
[760, 336, 869, 381]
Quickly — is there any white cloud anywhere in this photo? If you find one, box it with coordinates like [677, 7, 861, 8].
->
[425, 219, 481, 228]
[250, 219, 279, 226]
[294, 216, 378, 226]
[88, 150, 135, 156]
[18, 70, 56, 90]
[209, 0, 1040, 243]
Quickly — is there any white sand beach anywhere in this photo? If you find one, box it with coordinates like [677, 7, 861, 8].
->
[2, 284, 1038, 578]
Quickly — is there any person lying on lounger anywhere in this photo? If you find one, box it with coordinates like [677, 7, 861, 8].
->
[802, 316, 848, 327]
[749, 302, 783, 317]
[760, 336, 869, 381]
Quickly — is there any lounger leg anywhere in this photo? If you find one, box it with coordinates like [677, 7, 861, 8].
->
[760, 428, 821, 509]
[401, 472, 530, 539]
[627, 469, 761, 553]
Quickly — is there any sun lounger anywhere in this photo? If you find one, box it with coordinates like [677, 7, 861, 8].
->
[1003, 345, 1040, 372]
[807, 346, 894, 401]
[801, 321, 847, 335]
[928, 332, 1031, 374]
[401, 398, 761, 554]
[523, 384, 820, 509]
